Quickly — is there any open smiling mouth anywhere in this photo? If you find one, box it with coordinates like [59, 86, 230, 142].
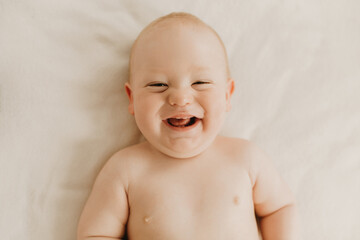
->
[164, 117, 200, 129]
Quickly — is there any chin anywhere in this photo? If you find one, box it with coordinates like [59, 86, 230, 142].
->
[161, 149, 204, 159]
[157, 138, 215, 159]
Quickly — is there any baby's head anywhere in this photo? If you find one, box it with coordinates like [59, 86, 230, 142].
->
[125, 12, 234, 159]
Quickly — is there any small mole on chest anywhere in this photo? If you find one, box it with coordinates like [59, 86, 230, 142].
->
[233, 196, 240, 205]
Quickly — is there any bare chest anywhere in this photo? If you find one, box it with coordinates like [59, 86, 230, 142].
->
[127, 162, 259, 239]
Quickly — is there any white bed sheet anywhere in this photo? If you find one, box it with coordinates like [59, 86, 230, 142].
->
[1, 0, 359, 239]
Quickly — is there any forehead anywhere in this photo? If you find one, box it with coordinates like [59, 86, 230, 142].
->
[131, 20, 227, 77]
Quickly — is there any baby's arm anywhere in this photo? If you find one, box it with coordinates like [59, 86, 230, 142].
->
[77, 153, 129, 240]
[249, 143, 300, 240]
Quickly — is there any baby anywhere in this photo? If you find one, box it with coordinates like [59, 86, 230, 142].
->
[77, 12, 299, 240]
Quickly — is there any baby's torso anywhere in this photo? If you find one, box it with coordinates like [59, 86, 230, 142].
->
[126, 143, 260, 240]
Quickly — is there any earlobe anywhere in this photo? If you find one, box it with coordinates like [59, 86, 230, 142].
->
[125, 82, 134, 115]
[226, 78, 235, 112]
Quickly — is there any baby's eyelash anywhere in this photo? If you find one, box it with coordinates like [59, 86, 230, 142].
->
[192, 81, 211, 85]
[148, 83, 168, 87]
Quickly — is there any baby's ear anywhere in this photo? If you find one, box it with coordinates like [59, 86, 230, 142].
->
[125, 82, 134, 115]
[226, 78, 235, 112]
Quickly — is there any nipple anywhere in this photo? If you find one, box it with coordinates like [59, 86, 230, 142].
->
[233, 196, 240, 205]
[143, 216, 152, 224]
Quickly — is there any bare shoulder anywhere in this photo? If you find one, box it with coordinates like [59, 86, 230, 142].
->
[107, 141, 150, 166]
[216, 135, 266, 158]
[216, 136, 271, 184]
[100, 141, 152, 184]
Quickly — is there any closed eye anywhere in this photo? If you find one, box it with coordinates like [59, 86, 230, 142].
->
[192, 80, 213, 91]
[148, 83, 168, 87]
[146, 82, 168, 92]
[192, 81, 211, 85]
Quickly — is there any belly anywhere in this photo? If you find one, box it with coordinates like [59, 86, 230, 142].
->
[126, 171, 259, 240]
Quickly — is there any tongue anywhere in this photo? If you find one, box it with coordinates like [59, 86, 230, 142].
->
[168, 118, 191, 127]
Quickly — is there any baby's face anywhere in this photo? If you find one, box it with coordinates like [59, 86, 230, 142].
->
[126, 21, 234, 158]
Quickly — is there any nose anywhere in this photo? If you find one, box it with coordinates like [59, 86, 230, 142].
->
[168, 89, 193, 107]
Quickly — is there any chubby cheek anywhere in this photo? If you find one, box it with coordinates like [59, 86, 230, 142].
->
[201, 91, 227, 129]
[134, 92, 156, 114]
[133, 103, 149, 127]
[133, 94, 163, 130]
